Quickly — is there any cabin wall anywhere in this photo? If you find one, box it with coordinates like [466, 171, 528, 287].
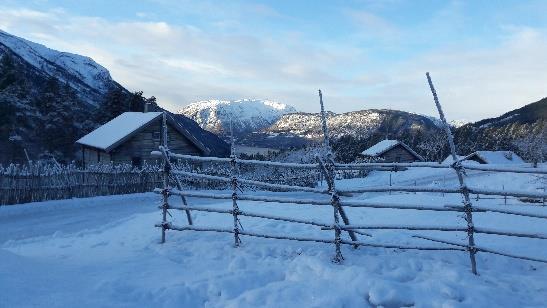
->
[109, 119, 202, 166]
[82, 147, 111, 167]
[380, 145, 420, 163]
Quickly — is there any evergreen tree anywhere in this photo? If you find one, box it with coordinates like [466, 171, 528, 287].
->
[0, 53, 17, 91]
[128, 91, 145, 112]
[98, 88, 127, 122]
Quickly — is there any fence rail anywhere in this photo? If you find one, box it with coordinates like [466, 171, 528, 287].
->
[335, 162, 547, 174]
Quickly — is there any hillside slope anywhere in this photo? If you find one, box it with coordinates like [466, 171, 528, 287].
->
[454, 98, 546, 159]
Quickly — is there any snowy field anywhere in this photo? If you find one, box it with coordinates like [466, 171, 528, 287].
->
[1, 167, 546, 307]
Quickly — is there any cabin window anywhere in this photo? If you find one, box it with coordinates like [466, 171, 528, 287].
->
[395, 155, 401, 163]
[132, 157, 142, 168]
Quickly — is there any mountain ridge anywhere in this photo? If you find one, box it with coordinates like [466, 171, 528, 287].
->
[179, 99, 297, 136]
[0, 30, 116, 105]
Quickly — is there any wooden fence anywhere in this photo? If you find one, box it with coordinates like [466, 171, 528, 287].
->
[155, 144, 547, 274]
[0, 158, 320, 206]
[0, 163, 163, 205]
[155, 78, 547, 275]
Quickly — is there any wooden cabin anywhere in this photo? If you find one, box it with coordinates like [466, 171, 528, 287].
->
[76, 112, 229, 168]
[462, 151, 524, 164]
[360, 139, 423, 163]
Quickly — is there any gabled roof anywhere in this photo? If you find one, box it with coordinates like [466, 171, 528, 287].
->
[463, 151, 524, 164]
[167, 113, 230, 157]
[76, 111, 230, 157]
[361, 139, 424, 161]
[76, 112, 163, 152]
[361, 140, 399, 156]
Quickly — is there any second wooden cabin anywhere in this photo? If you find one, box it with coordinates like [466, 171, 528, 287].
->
[359, 139, 423, 163]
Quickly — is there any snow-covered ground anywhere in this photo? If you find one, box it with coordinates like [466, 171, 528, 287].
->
[1, 167, 546, 307]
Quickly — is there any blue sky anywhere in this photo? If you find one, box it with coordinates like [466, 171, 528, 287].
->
[1, 0, 547, 121]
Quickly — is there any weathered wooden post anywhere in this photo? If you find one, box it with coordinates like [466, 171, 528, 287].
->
[161, 112, 170, 243]
[317, 90, 359, 261]
[230, 120, 241, 247]
[389, 172, 392, 195]
[426, 73, 478, 275]
[158, 112, 193, 226]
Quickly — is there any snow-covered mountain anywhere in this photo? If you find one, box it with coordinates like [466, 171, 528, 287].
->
[179, 99, 297, 136]
[240, 109, 442, 148]
[0, 30, 114, 105]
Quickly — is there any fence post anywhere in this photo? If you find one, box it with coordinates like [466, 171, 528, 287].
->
[160, 111, 173, 243]
[159, 112, 193, 225]
[159, 146, 193, 225]
[427, 73, 478, 275]
[318, 90, 359, 261]
[230, 119, 241, 247]
[543, 186, 545, 206]
[231, 155, 241, 247]
[161, 155, 170, 244]
[389, 172, 392, 195]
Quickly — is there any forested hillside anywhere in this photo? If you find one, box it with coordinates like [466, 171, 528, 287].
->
[0, 43, 157, 163]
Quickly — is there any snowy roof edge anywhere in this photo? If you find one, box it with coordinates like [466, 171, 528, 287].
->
[76, 112, 162, 152]
[361, 140, 424, 161]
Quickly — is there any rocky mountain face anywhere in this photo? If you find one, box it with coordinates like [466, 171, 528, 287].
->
[180, 99, 445, 150]
[178, 99, 297, 137]
[240, 109, 443, 149]
[0, 30, 155, 163]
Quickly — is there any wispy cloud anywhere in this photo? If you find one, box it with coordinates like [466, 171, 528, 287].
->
[1, 2, 546, 121]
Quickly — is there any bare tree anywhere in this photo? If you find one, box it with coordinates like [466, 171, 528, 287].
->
[513, 125, 546, 167]
[417, 131, 448, 162]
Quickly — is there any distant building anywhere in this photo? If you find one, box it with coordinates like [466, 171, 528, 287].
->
[76, 112, 229, 168]
[360, 139, 423, 163]
[462, 151, 524, 164]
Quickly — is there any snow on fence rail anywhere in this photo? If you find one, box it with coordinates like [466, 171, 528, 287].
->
[155, 81, 547, 274]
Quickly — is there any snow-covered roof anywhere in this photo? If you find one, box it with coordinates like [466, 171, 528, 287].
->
[463, 151, 525, 164]
[76, 111, 230, 157]
[360, 139, 423, 161]
[361, 140, 399, 156]
[76, 112, 163, 151]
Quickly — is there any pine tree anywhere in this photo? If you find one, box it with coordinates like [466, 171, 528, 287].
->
[128, 91, 145, 112]
[95, 88, 126, 123]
